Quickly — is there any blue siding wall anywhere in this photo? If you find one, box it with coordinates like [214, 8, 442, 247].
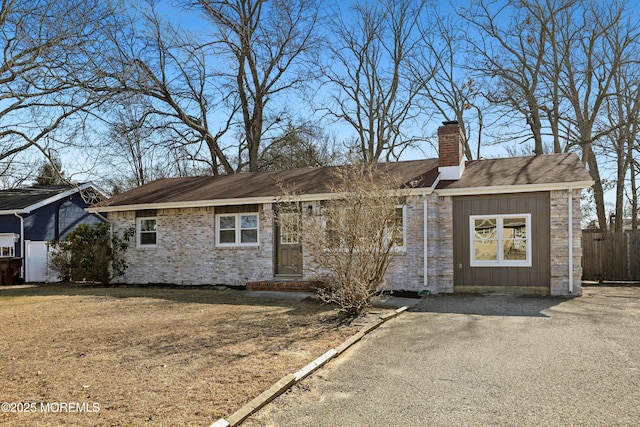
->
[0, 192, 104, 258]
[24, 193, 104, 241]
[0, 215, 21, 235]
[0, 215, 21, 256]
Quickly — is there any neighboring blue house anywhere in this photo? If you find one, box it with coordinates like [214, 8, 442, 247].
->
[0, 183, 105, 283]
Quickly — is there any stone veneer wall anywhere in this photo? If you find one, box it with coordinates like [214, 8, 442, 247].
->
[379, 194, 454, 294]
[383, 196, 424, 292]
[109, 205, 275, 286]
[433, 195, 454, 293]
[105, 192, 497, 295]
[300, 197, 444, 293]
[549, 189, 583, 296]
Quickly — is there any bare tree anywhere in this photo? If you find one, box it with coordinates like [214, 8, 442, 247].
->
[461, 0, 640, 231]
[557, 1, 640, 231]
[95, 5, 238, 174]
[415, 10, 484, 159]
[601, 63, 640, 231]
[194, 0, 323, 171]
[286, 164, 409, 315]
[95, 0, 322, 174]
[257, 122, 344, 171]
[459, 0, 573, 156]
[0, 0, 119, 187]
[321, 0, 427, 163]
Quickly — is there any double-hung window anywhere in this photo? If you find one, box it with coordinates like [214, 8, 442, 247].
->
[137, 217, 157, 248]
[216, 213, 259, 246]
[470, 214, 531, 267]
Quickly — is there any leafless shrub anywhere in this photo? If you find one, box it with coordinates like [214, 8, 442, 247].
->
[281, 163, 409, 315]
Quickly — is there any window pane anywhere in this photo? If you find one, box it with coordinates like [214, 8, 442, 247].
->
[219, 216, 236, 230]
[473, 218, 497, 261]
[504, 239, 527, 260]
[280, 212, 299, 244]
[241, 229, 258, 243]
[138, 218, 157, 246]
[219, 229, 236, 243]
[475, 239, 498, 260]
[140, 219, 156, 232]
[390, 207, 404, 246]
[240, 214, 257, 229]
[503, 217, 527, 238]
[474, 218, 497, 236]
[503, 217, 527, 261]
[140, 232, 156, 245]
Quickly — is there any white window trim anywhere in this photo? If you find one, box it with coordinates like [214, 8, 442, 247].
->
[136, 217, 157, 248]
[215, 213, 260, 247]
[387, 205, 407, 252]
[0, 233, 17, 257]
[469, 213, 532, 267]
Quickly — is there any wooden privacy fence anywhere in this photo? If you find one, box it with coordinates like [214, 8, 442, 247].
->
[582, 231, 640, 281]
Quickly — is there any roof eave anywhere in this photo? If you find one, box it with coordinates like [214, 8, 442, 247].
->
[87, 193, 334, 213]
[88, 185, 438, 214]
[0, 209, 25, 215]
[22, 183, 106, 214]
[435, 180, 594, 196]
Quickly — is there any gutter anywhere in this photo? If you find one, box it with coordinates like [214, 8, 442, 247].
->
[423, 194, 428, 291]
[435, 180, 594, 197]
[422, 174, 441, 293]
[568, 186, 573, 294]
[14, 213, 25, 280]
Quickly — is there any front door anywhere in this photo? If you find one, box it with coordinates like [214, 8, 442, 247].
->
[275, 210, 303, 275]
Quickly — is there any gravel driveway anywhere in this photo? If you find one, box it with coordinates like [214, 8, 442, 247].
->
[246, 286, 640, 426]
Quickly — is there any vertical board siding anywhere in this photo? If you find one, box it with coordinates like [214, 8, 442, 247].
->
[453, 192, 551, 287]
[582, 232, 640, 281]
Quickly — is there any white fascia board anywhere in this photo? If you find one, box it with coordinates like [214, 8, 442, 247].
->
[23, 183, 104, 214]
[81, 182, 109, 199]
[435, 180, 594, 197]
[0, 209, 24, 215]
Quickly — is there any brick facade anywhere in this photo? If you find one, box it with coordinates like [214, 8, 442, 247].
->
[108, 189, 578, 296]
[110, 206, 274, 286]
[549, 189, 583, 296]
[438, 122, 464, 167]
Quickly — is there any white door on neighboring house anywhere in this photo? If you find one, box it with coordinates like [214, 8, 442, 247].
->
[26, 241, 55, 283]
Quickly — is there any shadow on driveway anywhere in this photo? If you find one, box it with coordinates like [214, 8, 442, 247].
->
[410, 293, 567, 317]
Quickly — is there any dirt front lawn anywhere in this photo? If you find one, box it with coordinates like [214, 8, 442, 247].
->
[0, 283, 366, 426]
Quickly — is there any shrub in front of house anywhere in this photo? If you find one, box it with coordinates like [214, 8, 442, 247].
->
[49, 223, 132, 284]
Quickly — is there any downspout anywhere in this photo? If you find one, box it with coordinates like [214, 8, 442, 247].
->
[423, 193, 428, 291]
[568, 186, 574, 294]
[14, 213, 25, 281]
[424, 175, 441, 293]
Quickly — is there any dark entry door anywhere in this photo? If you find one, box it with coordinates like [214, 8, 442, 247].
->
[275, 210, 302, 275]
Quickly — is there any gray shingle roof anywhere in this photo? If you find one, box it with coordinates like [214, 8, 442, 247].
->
[0, 185, 75, 211]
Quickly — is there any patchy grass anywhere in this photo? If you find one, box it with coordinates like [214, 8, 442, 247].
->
[0, 283, 365, 426]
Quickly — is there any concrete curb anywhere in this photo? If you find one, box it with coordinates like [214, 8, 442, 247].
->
[209, 305, 410, 427]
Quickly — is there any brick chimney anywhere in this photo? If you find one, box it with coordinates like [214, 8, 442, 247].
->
[438, 120, 465, 180]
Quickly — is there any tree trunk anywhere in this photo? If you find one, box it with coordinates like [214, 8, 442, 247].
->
[585, 146, 608, 231]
